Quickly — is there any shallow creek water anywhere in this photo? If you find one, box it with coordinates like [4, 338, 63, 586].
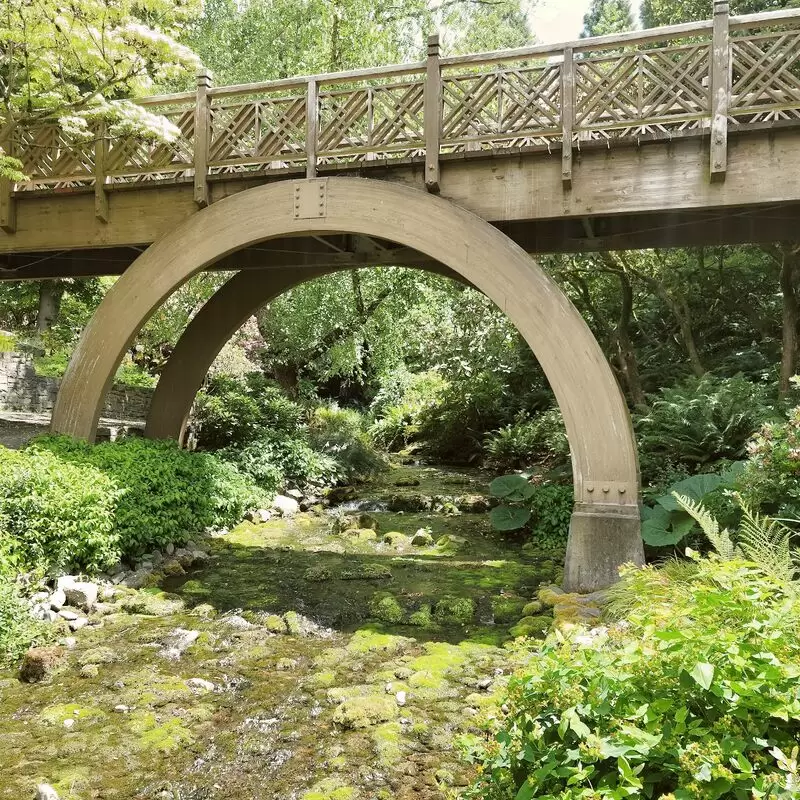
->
[0, 463, 563, 799]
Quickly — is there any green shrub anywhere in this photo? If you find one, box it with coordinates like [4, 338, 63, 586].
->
[0, 445, 120, 574]
[636, 374, 779, 482]
[0, 577, 51, 666]
[29, 436, 264, 555]
[484, 407, 569, 470]
[218, 442, 284, 495]
[463, 556, 800, 799]
[488, 475, 572, 549]
[738, 403, 800, 518]
[309, 405, 385, 482]
[194, 373, 306, 450]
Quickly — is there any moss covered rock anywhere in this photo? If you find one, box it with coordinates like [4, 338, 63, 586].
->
[510, 614, 552, 638]
[369, 592, 405, 624]
[434, 596, 474, 624]
[333, 695, 398, 728]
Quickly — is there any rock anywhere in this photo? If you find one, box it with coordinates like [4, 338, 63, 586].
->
[357, 513, 380, 531]
[256, 508, 272, 523]
[191, 550, 209, 567]
[340, 563, 392, 580]
[174, 548, 194, 568]
[185, 540, 198, 551]
[161, 559, 185, 577]
[79, 664, 100, 678]
[264, 614, 288, 633]
[476, 677, 493, 690]
[522, 600, 544, 616]
[326, 486, 357, 504]
[383, 531, 410, 547]
[286, 489, 304, 500]
[276, 658, 298, 671]
[100, 586, 116, 601]
[158, 628, 200, 660]
[57, 578, 98, 610]
[111, 572, 128, 585]
[455, 494, 490, 513]
[58, 609, 78, 621]
[20, 646, 65, 683]
[222, 614, 253, 630]
[49, 589, 66, 610]
[35, 785, 60, 800]
[63, 717, 75, 728]
[122, 569, 151, 589]
[332, 514, 358, 535]
[60, 637, 77, 649]
[393, 477, 420, 487]
[69, 618, 88, 632]
[29, 591, 49, 605]
[121, 591, 184, 616]
[304, 565, 332, 582]
[114, 704, 130, 713]
[186, 677, 215, 692]
[92, 602, 114, 617]
[411, 529, 434, 547]
[79, 646, 117, 665]
[272, 495, 300, 517]
[388, 494, 432, 512]
[396, 691, 407, 706]
[165, 542, 175, 556]
[333, 696, 398, 729]
[150, 551, 164, 567]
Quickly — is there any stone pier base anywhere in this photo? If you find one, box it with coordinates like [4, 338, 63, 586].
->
[563, 503, 644, 593]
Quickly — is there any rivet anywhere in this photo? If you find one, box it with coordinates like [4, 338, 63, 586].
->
[619, 487, 626, 494]
[602, 486, 610, 493]
[586, 485, 594, 493]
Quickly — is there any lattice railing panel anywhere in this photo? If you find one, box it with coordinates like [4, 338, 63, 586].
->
[441, 64, 562, 150]
[105, 105, 195, 183]
[575, 43, 710, 136]
[15, 125, 95, 190]
[209, 93, 307, 172]
[731, 30, 800, 123]
[317, 80, 425, 160]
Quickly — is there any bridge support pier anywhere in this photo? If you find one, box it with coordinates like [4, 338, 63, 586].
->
[51, 177, 643, 591]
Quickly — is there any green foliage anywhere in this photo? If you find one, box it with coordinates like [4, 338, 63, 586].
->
[308, 405, 385, 483]
[0, 577, 50, 666]
[581, 0, 634, 37]
[29, 436, 264, 555]
[0, 445, 121, 574]
[738, 402, 800, 518]
[640, 462, 744, 548]
[489, 475, 572, 548]
[464, 556, 800, 799]
[641, 0, 799, 28]
[194, 374, 305, 450]
[484, 408, 569, 470]
[636, 375, 779, 482]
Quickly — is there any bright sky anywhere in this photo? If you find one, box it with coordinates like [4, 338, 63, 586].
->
[529, 0, 645, 44]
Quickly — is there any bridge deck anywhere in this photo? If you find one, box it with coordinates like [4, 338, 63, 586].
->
[2, 5, 800, 276]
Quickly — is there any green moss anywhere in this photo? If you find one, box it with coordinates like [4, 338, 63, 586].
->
[509, 614, 552, 638]
[284, 610, 303, 634]
[369, 592, 405, 624]
[407, 604, 434, 628]
[40, 703, 105, 725]
[434, 595, 474, 624]
[264, 614, 288, 633]
[302, 777, 356, 800]
[346, 628, 412, 656]
[304, 565, 332, 582]
[333, 695, 397, 729]
[490, 594, 527, 623]
[373, 721, 402, 767]
[522, 600, 544, 616]
[121, 590, 185, 616]
[340, 563, 392, 580]
[383, 531, 409, 546]
[306, 670, 337, 689]
[78, 646, 117, 665]
[408, 670, 445, 690]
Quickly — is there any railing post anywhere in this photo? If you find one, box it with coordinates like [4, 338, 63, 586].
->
[194, 68, 212, 207]
[561, 47, 575, 191]
[710, 0, 730, 182]
[306, 79, 318, 179]
[0, 125, 17, 234]
[94, 120, 109, 223]
[424, 33, 442, 193]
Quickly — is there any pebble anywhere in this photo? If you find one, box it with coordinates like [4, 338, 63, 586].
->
[186, 678, 215, 692]
[396, 691, 407, 706]
[63, 718, 75, 729]
[68, 618, 88, 632]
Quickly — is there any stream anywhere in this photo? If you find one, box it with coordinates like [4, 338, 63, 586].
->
[0, 463, 564, 799]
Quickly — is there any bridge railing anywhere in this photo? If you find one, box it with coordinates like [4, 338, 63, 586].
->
[7, 3, 800, 198]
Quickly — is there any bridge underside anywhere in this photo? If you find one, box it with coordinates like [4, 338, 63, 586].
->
[3, 129, 800, 279]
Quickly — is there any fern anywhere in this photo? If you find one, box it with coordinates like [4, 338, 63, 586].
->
[738, 502, 797, 583]
[674, 492, 799, 584]
[673, 492, 737, 560]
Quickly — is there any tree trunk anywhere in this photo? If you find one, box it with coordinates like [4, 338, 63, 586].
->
[614, 271, 647, 407]
[36, 279, 64, 334]
[779, 245, 800, 398]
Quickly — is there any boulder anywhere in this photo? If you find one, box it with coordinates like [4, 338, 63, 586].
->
[48, 589, 66, 610]
[69, 618, 88, 632]
[456, 494, 491, 513]
[161, 559, 185, 577]
[388, 494, 432, 513]
[286, 489, 304, 500]
[272, 495, 300, 517]
[158, 628, 200, 660]
[186, 677, 215, 692]
[411, 529, 434, 547]
[122, 569, 151, 589]
[57, 577, 98, 610]
[20, 646, 65, 683]
[36, 786, 60, 800]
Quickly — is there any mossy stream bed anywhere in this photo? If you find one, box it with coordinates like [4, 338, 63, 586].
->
[0, 463, 563, 799]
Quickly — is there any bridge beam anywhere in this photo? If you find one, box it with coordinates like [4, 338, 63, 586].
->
[51, 177, 643, 592]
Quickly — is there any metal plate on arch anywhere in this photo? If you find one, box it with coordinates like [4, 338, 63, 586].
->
[293, 179, 327, 220]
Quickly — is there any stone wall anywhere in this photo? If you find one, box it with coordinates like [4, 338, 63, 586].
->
[0, 352, 153, 421]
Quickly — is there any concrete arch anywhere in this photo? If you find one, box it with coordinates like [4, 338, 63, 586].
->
[51, 177, 643, 590]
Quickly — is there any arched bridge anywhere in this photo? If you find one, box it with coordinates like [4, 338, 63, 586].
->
[2, 2, 800, 592]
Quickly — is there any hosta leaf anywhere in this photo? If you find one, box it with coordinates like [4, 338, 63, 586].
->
[489, 504, 532, 531]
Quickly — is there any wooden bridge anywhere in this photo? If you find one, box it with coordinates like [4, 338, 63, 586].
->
[6, 1, 800, 592]
[2, 1, 800, 277]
